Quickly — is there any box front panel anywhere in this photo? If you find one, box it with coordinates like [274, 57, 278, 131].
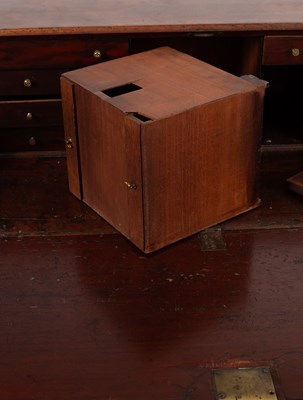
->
[141, 90, 264, 252]
[74, 86, 144, 249]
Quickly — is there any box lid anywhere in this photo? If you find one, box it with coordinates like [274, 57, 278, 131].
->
[62, 46, 258, 120]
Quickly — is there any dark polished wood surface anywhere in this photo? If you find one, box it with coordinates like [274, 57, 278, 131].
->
[0, 153, 116, 237]
[1, 152, 303, 397]
[1, 4, 303, 396]
[1, 151, 303, 238]
[1, 0, 303, 35]
[1, 229, 303, 399]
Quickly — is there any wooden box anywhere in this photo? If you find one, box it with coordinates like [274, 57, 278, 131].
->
[61, 47, 267, 253]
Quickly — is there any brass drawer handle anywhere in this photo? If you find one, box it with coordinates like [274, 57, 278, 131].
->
[93, 49, 102, 59]
[292, 48, 300, 57]
[26, 112, 33, 121]
[24, 78, 32, 87]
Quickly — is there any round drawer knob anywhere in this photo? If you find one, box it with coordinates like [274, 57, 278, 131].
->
[28, 137, 37, 146]
[93, 49, 102, 59]
[24, 78, 32, 87]
[26, 112, 33, 121]
[292, 48, 300, 57]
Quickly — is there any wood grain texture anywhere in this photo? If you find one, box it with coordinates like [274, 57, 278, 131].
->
[63, 47, 266, 252]
[0, 36, 128, 69]
[130, 36, 262, 77]
[1, 229, 303, 399]
[263, 35, 303, 65]
[0, 154, 116, 236]
[0, 100, 62, 128]
[221, 149, 303, 230]
[63, 46, 260, 114]
[0, 127, 64, 153]
[141, 90, 263, 251]
[0, 70, 63, 98]
[101, 48, 258, 120]
[60, 78, 82, 199]
[1, 0, 303, 35]
[1, 151, 303, 238]
[74, 85, 144, 249]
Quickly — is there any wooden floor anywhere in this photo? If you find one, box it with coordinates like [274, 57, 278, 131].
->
[1, 149, 303, 399]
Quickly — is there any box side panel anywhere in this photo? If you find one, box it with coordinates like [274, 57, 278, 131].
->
[60, 77, 82, 199]
[74, 85, 144, 249]
[141, 89, 265, 252]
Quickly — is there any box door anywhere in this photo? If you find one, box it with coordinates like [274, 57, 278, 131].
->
[72, 85, 145, 249]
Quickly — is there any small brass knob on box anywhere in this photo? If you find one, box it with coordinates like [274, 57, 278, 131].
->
[124, 181, 137, 190]
[24, 78, 32, 87]
[93, 49, 102, 59]
[292, 48, 300, 57]
[26, 112, 33, 121]
[65, 137, 74, 149]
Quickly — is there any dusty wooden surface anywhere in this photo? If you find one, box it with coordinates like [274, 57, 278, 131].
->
[1, 0, 303, 36]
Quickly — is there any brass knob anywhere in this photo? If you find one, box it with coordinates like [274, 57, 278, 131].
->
[28, 137, 36, 146]
[26, 112, 33, 121]
[65, 137, 73, 149]
[24, 78, 32, 87]
[292, 48, 300, 57]
[124, 181, 137, 190]
[93, 49, 102, 59]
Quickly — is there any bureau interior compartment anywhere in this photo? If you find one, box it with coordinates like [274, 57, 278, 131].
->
[130, 35, 262, 77]
[0, 35, 129, 153]
[261, 65, 303, 145]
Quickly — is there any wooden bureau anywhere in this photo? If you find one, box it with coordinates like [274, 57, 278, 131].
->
[1, 4, 303, 396]
[1, 0, 303, 196]
[0, 35, 128, 152]
[1, 1, 303, 155]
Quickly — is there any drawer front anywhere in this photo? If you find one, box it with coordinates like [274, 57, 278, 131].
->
[0, 99, 63, 128]
[0, 37, 129, 70]
[0, 126, 64, 152]
[0, 69, 63, 98]
[263, 36, 303, 65]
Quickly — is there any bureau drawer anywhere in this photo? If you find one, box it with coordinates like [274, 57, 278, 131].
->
[263, 36, 303, 65]
[0, 126, 64, 152]
[0, 99, 63, 128]
[0, 69, 63, 98]
[0, 36, 129, 70]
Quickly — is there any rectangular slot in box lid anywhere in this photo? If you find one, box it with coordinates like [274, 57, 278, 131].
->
[61, 47, 267, 253]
